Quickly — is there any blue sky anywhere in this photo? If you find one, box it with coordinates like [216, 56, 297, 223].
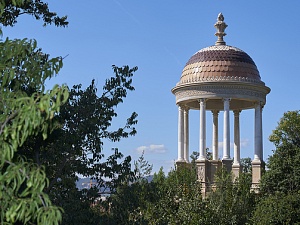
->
[3, 1, 300, 174]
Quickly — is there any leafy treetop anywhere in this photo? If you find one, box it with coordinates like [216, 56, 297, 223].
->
[0, 0, 68, 28]
[0, 38, 68, 224]
[260, 110, 300, 194]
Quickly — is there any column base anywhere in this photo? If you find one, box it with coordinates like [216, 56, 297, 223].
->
[232, 164, 242, 179]
[176, 159, 186, 163]
[251, 159, 265, 192]
[176, 160, 187, 169]
[196, 159, 209, 196]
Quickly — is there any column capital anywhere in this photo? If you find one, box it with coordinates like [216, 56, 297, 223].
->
[198, 98, 207, 103]
[198, 99, 206, 110]
[233, 109, 241, 116]
[178, 104, 190, 111]
[183, 106, 190, 111]
[254, 101, 264, 108]
[211, 110, 219, 115]
[222, 98, 231, 102]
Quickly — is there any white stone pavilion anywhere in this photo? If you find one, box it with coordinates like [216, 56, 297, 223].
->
[171, 13, 270, 193]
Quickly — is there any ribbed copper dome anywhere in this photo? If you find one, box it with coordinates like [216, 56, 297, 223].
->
[179, 45, 261, 85]
[172, 13, 270, 112]
[187, 46, 255, 65]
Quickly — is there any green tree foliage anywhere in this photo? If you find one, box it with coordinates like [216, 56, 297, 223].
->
[252, 111, 300, 224]
[17, 65, 138, 224]
[100, 154, 154, 225]
[0, 1, 72, 224]
[240, 157, 252, 174]
[147, 166, 206, 225]
[134, 150, 153, 181]
[0, 38, 68, 224]
[103, 163, 257, 225]
[190, 151, 199, 164]
[0, 0, 68, 28]
[206, 169, 256, 225]
[260, 110, 300, 194]
[0, 1, 139, 224]
[104, 176, 156, 225]
[151, 167, 255, 225]
[206, 148, 212, 160]
[252, 192, 300, 225]
[105, 157, 261, 225]
[190, 149, 212, 163]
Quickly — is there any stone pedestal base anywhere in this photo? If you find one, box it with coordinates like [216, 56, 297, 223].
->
[222, 159, 233, 173]
[251, 160, 265, 192]
[232, 164, 242, 179]
[176, 161, 189, 172]
[194, 159, 224, 195]
[196, 159, 209, 195]
[178, 157, 265, 196]
[209, 160, 222, 183]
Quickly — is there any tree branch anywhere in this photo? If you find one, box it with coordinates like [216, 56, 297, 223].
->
[0, 111, 18, 135]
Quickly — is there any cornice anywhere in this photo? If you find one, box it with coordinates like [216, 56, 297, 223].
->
[177, 75, 265, 86]
[172, 81, 270, 94]
[172, 83, 270, 105]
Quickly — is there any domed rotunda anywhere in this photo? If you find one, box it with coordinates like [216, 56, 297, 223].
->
[171, 13, 270, 192]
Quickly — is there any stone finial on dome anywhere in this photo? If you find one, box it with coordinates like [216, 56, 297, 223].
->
[214, 13, 228, 46]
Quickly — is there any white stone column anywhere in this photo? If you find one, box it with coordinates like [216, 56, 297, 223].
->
[177, 104, 184, 161]
[212, 110, 219, 160]
[233, 110, 241, 165]
[252, 102, 264, 188]
[254, 102, 263, 161]
[199, 99, 206, 160]
[183, 107, 189, 162]
[223, 98, 231, 160]
[260, 106, 263, 160]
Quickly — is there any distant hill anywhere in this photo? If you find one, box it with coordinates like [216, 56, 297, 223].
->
[145, 175, 154, 182]
[76, 175, 154, 190]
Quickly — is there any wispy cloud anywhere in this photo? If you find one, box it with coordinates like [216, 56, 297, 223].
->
[112, 0, 142, 26]
[164, 46, 183, 67]
[217, 138, 250, 149]
[240, 138, 250, 147]
[136, 144, 167, 154]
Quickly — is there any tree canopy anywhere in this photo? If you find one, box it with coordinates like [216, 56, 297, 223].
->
[0, 37, 68, 225]
[0, 0, 68, 28]
[0, 1, 69, 223]
[252, 110, 300, 224]
[16, 65, 139, 224]
[260, 110, 300, 194]
[0, 0, 141, 223]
